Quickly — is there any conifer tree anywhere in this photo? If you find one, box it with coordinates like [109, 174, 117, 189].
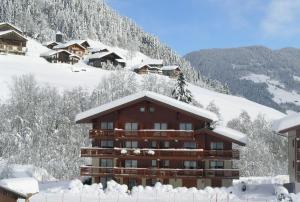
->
[172, 73, 192, 103]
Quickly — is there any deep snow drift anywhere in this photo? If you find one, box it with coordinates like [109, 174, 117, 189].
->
[25, 176, 299, 202]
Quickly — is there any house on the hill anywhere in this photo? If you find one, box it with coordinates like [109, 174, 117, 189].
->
[76, 91, 247, 189]
[0, 22, 23, 34]
[40, 49, 80, 64]
[142, 58, 163, 69]
[162, 65, 181, 78]
[133, 64, 152, 74]
[273, 113, 300, 193]
[0, 26, 27, 55]
[53, 42, 86, 58]
[88, 51, 126, 68]
[0, 177, 39, 202]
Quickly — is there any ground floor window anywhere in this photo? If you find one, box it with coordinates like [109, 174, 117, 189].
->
[100, 176, 113, 188]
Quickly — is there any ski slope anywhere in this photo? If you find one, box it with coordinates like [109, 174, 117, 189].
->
[0, 39, 285, 123]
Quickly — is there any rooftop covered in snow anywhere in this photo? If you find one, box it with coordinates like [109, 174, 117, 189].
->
[212, 125, 247, 146]
[40, 49, 72, 57]
[75, 91, 219, 123]
[0, 177, 39, 197]
[162, 65, 180, 71]
[272, 113, 300, 133]
[53, 41, 86, 50]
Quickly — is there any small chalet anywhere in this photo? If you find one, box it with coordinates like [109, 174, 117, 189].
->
[88, 51, 126, 68]
[76, 91, 247, 189]
[162, 65, 181, 78]
[133, 64, 152, 74]
[40, 50, 80, 65]
[0, 22, 27, 55]
[0, 178, 39, 202]
[53, 42, 86, 58]
[273, 113, 300, 193]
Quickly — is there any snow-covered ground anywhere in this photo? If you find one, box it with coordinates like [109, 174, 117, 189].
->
[0, 39, 285, 123]
[241, 73, 300, 107]
[21, 176, 298, 202]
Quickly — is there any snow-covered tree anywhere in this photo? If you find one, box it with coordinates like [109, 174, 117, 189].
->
[172, 73, 192, 103]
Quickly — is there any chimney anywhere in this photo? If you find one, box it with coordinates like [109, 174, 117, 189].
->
[56, 31, 63, 43]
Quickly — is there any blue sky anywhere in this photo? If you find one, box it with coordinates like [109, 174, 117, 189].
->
[106, 0, 300, 55]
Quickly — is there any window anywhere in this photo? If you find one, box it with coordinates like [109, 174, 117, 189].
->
[140, 107, 145, 112]
[101, 122, 113, 130]
[163, 160, 170, 167]
[154, 123, 167, 130]
[179, 123, 193, 130]
[210, 142, 224, 150]
[151, 160, 157, 167]
[163, 141, 170, 148]
[125, 122, 138, 130]
[125, 160, 137, 168]
[125, 141, 138, 148]
[183, 142, 196, 149]
[101, 140, 113, 148]
[184, 161, 197, 169]
[100, 159, 113, 167]
[210, 161, 224, 169]
[149, 107, 155, 112]
[151, 141, 157, 148]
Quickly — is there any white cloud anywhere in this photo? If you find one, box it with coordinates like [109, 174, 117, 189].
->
[261, 0, 300, 37]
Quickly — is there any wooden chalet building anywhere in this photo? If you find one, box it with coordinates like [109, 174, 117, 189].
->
[76, 91, 247, 189]
[273, 113, 300, 193]
[40, 50, 80, 64]
[0, 22, 27, 55]
[43, 41, 59, 50]
[162, 65, 181, 78]
[88, 51, 126, 68]
[53, 42, 86, 58]
[133, 64, 152, 74]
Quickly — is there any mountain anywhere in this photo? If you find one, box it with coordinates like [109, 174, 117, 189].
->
[0, 0, 227, 93]
[184, 46, 300, 113]
[0, 39, 284, 123]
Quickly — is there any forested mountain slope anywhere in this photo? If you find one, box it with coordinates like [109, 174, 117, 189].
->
[185, 46, 300, 113]
[0, 0, 226, 92]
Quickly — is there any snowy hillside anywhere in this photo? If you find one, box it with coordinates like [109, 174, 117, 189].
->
[0, 39, 285, 123]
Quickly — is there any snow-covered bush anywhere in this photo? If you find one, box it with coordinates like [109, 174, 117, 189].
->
[133, 149, 141, 154]
[147, 150, 155, 155]
[121, 149, 127, 154]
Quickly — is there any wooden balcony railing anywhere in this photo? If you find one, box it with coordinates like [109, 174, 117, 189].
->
[80, 148, 240, 160]
[89, 129, 197, 140]
[80, 166, 239, 179]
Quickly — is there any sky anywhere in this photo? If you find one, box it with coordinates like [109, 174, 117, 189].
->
[105, 0, 300, 55]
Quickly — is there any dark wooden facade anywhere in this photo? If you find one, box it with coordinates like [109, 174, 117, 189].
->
[162, 67, 181, 78]
[0, 23, 22, 34]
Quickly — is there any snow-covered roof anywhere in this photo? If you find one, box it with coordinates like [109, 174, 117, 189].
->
[43, 41, 59, 46]
[272, 113, 300, 133]
[0, 22, 23, 33]
[40, 49, 72, 57]
[76, 91, 219, 123]
[162, 65, 180, 71]
[53, 41, 86, 50]
[131, 63, 152, 70]
[212, 126, 247, 146]
[0, 177, 39, 196]
[142, 58, 163, 65]
[88, 51, 123, 60]
[0, 30, 27, 41]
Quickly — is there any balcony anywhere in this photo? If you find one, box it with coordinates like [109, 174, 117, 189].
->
[89, 129, 197, 140]
[80, 147, 240, 160]
[80, 166, 239, 179]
